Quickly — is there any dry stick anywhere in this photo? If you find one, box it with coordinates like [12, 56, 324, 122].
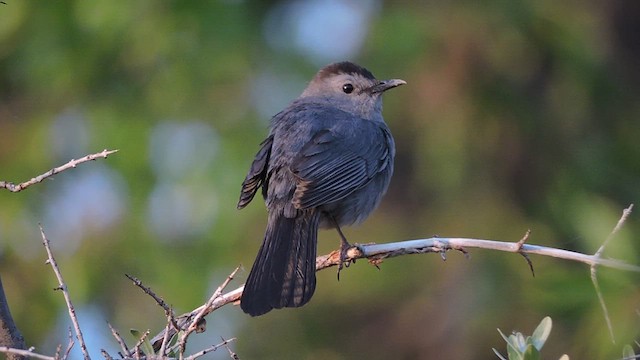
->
[590, 204, 634, 343]
[39, 225, 91, 360]
[0, 149, 119, 193]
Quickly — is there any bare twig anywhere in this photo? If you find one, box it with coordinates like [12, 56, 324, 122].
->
[222, 337, 239, 360]
[125, 274, 179, 331]
[0, 347, 54, 360]
[100, 349, 114, 360]
[131, 329, 150, 358]
[39, 225, 90, 360]
[0, 149, 118, 193]
[107, 322, 130, 357]
[175, 266, 240, 356]
[183, 337, 237, 360]
[63, 327, 74, 360]
[159, 312, 174, 357]
[590, 204, 634, 343]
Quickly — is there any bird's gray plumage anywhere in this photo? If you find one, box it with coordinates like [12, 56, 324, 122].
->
[238, 61, 405, 316]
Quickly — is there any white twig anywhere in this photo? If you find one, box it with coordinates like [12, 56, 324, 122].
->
[590, 204, 634, 343]
[0, 149, 118, 192]
[0, 346, 54, 360]
[39, 225, 91, 360]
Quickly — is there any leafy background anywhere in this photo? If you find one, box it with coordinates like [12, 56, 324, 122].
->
[1, 1, 639, 359]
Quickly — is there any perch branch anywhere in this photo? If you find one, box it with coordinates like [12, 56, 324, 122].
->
[150, 214, 640, 346]
[0, 149, 118, 193]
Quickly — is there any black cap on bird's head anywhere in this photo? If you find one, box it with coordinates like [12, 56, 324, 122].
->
[315, 61, 376, 82]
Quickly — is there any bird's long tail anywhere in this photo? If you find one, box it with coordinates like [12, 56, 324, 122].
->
[240, 209, 319, 316]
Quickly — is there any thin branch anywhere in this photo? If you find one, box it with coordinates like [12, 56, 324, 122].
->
[62, 327, 74, 360]
[39, 225, 91, 360]
[107, 322, 129, 357]
[0, 149, 118, 193]
[100, 350, 114, 360]
[125, 274, 179, 331]
[131, 329, 150, 357]
[0, 347, 54, 360]
[159, 312, 174, 357]
[590, 204, 634, 343]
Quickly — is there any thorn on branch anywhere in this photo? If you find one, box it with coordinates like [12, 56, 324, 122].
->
[515, 229, 531, 251]
[515, 230, 535, 277]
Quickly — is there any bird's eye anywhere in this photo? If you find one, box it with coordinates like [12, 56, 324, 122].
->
[342, 83, 354, 94]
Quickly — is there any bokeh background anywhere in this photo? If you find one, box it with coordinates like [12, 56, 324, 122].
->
[1, 1, 639, 359]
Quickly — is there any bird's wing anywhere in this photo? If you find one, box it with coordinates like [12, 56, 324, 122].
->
[238, 135, 273, 209]
[290, 115, 392, 209]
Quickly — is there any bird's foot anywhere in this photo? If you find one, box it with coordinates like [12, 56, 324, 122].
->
[337, 241, 355, 281]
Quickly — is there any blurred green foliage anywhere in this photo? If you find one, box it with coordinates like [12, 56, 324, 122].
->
[0, 0, 639, 359]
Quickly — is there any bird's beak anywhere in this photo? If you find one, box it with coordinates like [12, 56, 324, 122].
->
[368, 79, 407, 94]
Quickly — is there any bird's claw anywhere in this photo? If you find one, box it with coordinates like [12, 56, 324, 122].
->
[336, 242, 354, 281]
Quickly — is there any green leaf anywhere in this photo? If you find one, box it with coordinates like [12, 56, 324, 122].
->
[522, 344, 541, 360]
[507, 338, 523, 360]
[140, 336, 155, 356]
[530, 317, 552, 350]
[622, 344, 635, 359]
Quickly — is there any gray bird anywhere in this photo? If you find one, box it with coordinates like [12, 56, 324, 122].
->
[238, 61, 405, 316]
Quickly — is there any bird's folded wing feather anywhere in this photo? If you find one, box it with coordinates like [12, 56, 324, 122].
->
[290, 115, 392, 209]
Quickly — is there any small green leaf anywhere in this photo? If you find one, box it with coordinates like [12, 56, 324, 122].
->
[140, 337, 155, 356]
[622, 344, 635, 358]
[522, 344, 541, 360]
[530, 317, 552, 350]
[130, 328, 155, 355]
